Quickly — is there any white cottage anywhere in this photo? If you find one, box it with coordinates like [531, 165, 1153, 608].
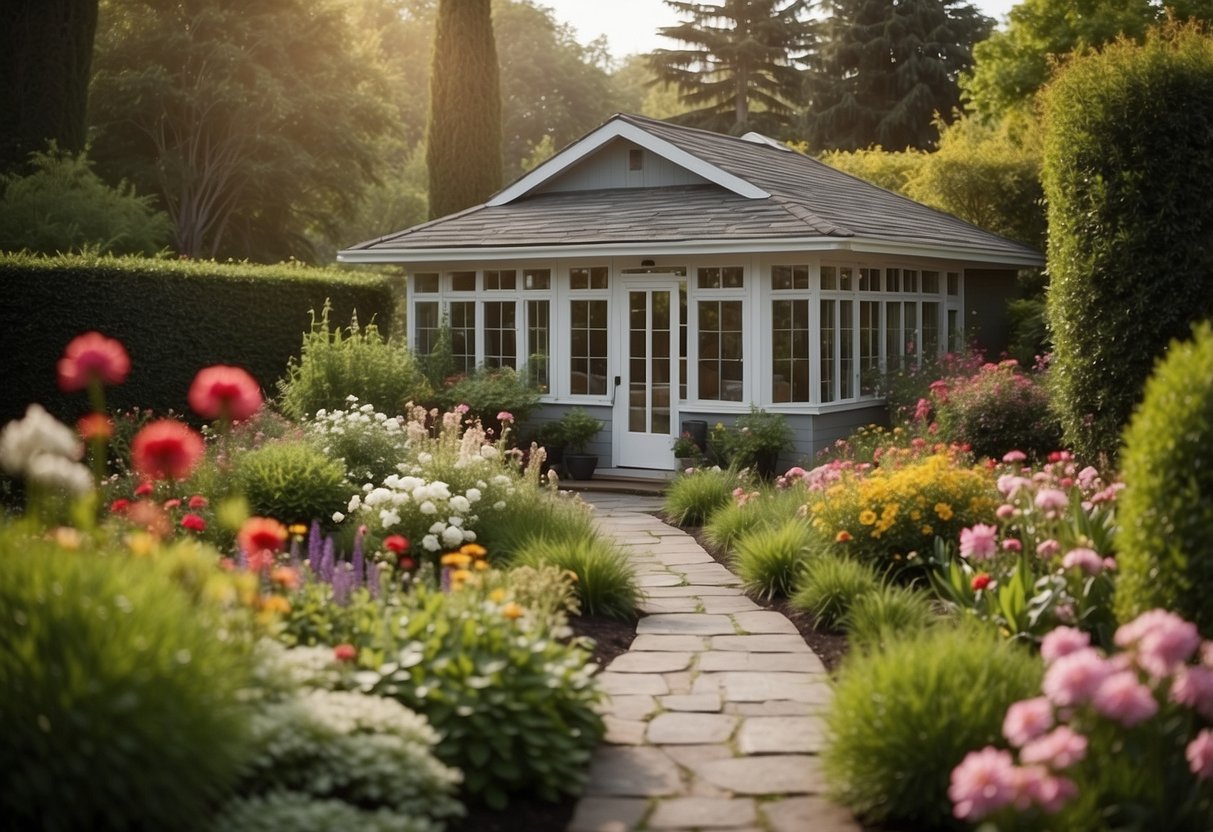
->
[339, 113, 1042, 471]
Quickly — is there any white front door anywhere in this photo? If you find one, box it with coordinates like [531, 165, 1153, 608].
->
[615, 278, 679, 469]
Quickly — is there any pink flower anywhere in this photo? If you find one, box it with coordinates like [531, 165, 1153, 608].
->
[1061, 548, 1103, 575]
[189, 365, 263, 422]
[496, 410, 514, 423]
[1019, 726, 1087, 769]
[188, 495, 208, 509]
[57, 332, 130, 391]
[237, 517, 287, 570]
[1003, 697, 1055, 748]
[1187, 730, 1213, 781]
[1115, 609, 1201, 680]
[1036, 539, 1061, 558]
[913, 397, 931, 422]
[1041, 627, 1090, 664]
[1043, 648, 1114, 707]
[995, 503, 1016, 520]
[959, 524, 999, 561]
[997, 474, 1031, 497]
[334, 644, 358, 663]
[949, 747, 1018, 821]
[1091, 671, 1158, 726]
[76, 413, 114, 441]
[1034, 489, 1069, 516]
[1018, 767, 1077, 814]
[130, 420, 205, 481]
[455, 403, 470, 414]
[1002, 450, 1027, 464]
[1002, 538, 1022, 552]
[1170, 666, 1213, 720]
[1077, 466, 1100, 489]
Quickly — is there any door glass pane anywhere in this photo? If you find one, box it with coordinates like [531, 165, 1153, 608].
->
[629, 291, 646, 432]
[840, 299, 854, 399]
[772, 299, 809, 403]
[885, 301, 902, 373]
[651, 291, 671, 434]
[483, 301, 516, 369]
[923, 301, 940, 357]
[449, 301, 476, 375]
[860, 301, 879, 394]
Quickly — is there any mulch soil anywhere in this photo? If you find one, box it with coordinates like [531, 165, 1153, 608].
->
[449, 511, 850, 832]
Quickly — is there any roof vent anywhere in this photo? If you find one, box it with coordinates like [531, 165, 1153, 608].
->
[740, 131, 793, 152]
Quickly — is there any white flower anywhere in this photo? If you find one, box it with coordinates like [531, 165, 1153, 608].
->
[332, 511, 345, 523]
[397, 476, 424, 492]
[379, 508, 400, 528]
[463, 530, 477, 542]
[418, 452, 433, 465]
[347, 494, 362, 512]
[492, 475, 511, 486]
[476, 480, 487, 489]
[480, 445, 498, 460]
[422, 534, 440, 552]
[0, 404, 82, 475]
[430, 481, 452, 501]
[419, 500, 437, 515]
[359, 403, 374, 414]
[27, 454, 92, 495]
[465, 488, 481, 503]
[315, 409, 328, 419]
[346, 394, 358, 403]
[441, 525, 464, 548]
[365, 488, 393, 507]
[429, 521, 446, 534]
[448, 515, 464, 528]
[493, 501, 507, 511]
[450, 495, 471, 513]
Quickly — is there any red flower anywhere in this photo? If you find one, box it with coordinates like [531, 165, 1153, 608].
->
[181, 513, 207, 532]
[238, 516, 287, 570]
[334, 644, 357, 662]
[384, 534, 409, 554]
[188, 495, 208, 509]
[130, 420, 204, 481]
[109, 498, 130, 513]
[57, 332, 130, 391]
[971, 572, 993, 592]
[399, 556, 416, 571]
[164, 498, 181, 509]
[76, 413, 114, 441]
[188, 365, 263, 422]
[134, 481, 154, 497]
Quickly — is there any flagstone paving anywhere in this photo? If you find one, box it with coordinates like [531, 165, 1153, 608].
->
[569, 493, 860, 832]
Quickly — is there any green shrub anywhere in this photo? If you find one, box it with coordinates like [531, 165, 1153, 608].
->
[842, 583, 937, 649]
[703, 485, 804, 553]
[933, 361, 1062, 460]
[471, 484, 599, 563]
[278, 304, 428, 420]
[302, 399, 409, 485]
[1116, 321, 1213, 635]
[663, 467, 736, 526]
[515, 536, 639, 619]
[708, 406, 793, 474]
[791, 554, 881, 630]
[211, 791, 433, 832]
[234, 439, 351, 527]
[0, 535, 256, 831]
[1043, 26, 1213, 462]
[731, 518, 813, 600]
[823, 623, 1042, 828]
[436, 366, 541, 429]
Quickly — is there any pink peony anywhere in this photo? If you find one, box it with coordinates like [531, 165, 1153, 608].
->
[496, 410, 514, 422]
[1002, 538, 1023, 553]
[1061, 547, 1104, 575]
[1043, 647, 1114, 707]
[1019, 726, 1087, 769]
[57, 331, 131, 391]
[1187, 730, 1213, 781]
[959, 524, 999, 561]
[1170, 666, 1213, 720]
[949, 747, 1018, 821]
[1091, 671, 1158, 726]
[1041, 627, 1090, 664]
[1115, 609, 1201, 680]
[189, 365, 263, 423]
[1034, 488, 1069, 516]
[1018, 768, 1077, 814]
[997, 474, 1031, 497]
[995, 503, 1016, 520]
[1003, 697, 1055, 748]
[1036, 539, 1061, 558]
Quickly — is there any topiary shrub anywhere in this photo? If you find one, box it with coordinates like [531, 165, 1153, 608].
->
[0, 534, 256, 831]
[1116, 321, 1213, 635]
[515, 536, 639, 619]
[823, 623, 1042, 829]
[932, 360, 1062, 461]
[791, 554, 881, 630]
[731, 518, 814, 601]
[662, 466, 737, 526]
[1043, 26, 1213, 462]
[234, 439, 351, 527]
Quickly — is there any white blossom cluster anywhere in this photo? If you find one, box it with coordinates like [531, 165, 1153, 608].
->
[346, 475, 483, 552]
[0, 404, 92, 495]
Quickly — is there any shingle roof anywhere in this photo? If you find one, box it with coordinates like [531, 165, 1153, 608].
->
[343, 113, 1042, 265]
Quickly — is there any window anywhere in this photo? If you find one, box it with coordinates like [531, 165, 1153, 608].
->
[698, 300, 743, 401]
[414, 301, 440, 354]
[772, 264, 809, 291]
[449, 301, 476, 374]
[859, 267, 880, 292]
[450, 271, 476, 292]
[820, 299, 835, 403]
[484, 269, 516, 291]
[524, 268, 550, 290]
[697, 266, 744, 290]
[413, 273, 439, 293]
[570, 299, 607, 395]
[922, 301, 940, 356]
[526, 300, 550, 391]
[860, 301, 880, 394]
[570, 266, 608, 290]
[923, 270, 940, 294]
[483, 301, 517, 368]
[772, 299, 810, 402]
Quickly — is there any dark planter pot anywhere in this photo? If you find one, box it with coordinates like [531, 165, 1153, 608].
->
[564, 453, 598, 481]
[541, 445, 565, 477]
[752, 450, 781, 480]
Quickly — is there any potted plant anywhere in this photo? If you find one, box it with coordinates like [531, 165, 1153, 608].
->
[672, 431, 703, 472]
[534, 420, 566, 475]
[558, 408, 604, 480]
[716, 406, 793, 478]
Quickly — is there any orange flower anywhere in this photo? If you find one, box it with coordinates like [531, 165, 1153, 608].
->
[76, 412, 114, 441]
[57, 332, 130, 391]
[188, 365, 263, 422]
[130, 420, 204, 481]
[441, 552, 472, 568]
[835, 530, 853, 543]
[460, 542, 488, 559]
[271, 566, 300, 589]
[502, 602, 525, 620]
[260, 595, 291, 614]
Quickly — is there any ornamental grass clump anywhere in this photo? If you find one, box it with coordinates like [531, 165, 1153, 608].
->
[662, 465, 737, 526]
[824, 622, 1042, 829]
[703, 480, 805, 553]
[791, 554, 881, 630]
[515, 536, 639, 619]
[842, 582, 938, 650]
[731, 517, 814, 600]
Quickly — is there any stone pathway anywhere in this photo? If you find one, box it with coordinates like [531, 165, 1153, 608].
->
[569, 493, 860, 832]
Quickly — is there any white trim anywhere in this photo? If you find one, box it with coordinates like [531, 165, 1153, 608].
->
[486, 119, 768, 207]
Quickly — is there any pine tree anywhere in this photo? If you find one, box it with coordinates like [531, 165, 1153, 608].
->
[649, 0, 815, 136]
[806, 0, 991, 151]
[426, 0, 503, 219]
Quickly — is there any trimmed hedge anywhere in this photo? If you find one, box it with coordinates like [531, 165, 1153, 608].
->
[0, 254, 401, 423]
[1043, 27, 1213, 462]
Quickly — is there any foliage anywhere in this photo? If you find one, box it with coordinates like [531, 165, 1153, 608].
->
[554, 407, 604, 454]
[514, 536, 639, 619]
[436, 366, 542, 428]
[702, 481, 804, 552]
[878, 347, 985, 428]
[211, 791, 436, 832]
[0, 253, 396, 425]
[842, 582, 937, 649]
[806, 449, 999, 576]
[823, 623, 1043, 828]
[708, 407, 793, 471]
[473, 484, 600, 565]
[791, 553, 881, 630]
[277, 304, 427, 421]
[1117, 322, 1213, 635]
[731, 518, 814, 600]
[649, 0, 814, 136]
[663, 466, 738, 526]
[0, 145, 170, 255]
[806, 0, 993, 151]
[234, 439, 351, 528]
[302, 399, 410, 486]
[0, 534, 257, 831]
[427, 0, 502, 218]
[931, 360, 1062, 461]
[816, 145, 923, 193]
[1043, 26, 1213, 463]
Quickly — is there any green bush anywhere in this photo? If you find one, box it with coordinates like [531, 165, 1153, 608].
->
[731, 518, 813, 601]
[234, 439, 351, 527]
[436, 366, 542, 430]
[703, 485, 804, 553]
[823, 623, 1042, 828]
[842, 583, 937, 650]
[1043, 27, 1213, 462]
[468, 484, 599, 564]
[278, 304, 428, 420]
[933, 361, 1062, 460]
[663, 467, 736, 526]
[302, 399, 410, 485]
[515, 536, 639, 619]
[791, 554, 881, 630]
[1116, 321, 1213, 635]
[0, 536, 256, 831]
[211, 791, 433, 832]
[0, 146, 171, 256]
[0, 253, 398, 425]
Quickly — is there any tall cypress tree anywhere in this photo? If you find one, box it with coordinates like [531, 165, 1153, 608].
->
[806, 0, 991, 151]
[649, 0, 815, 136]
[426, 0, 503, 219]
[0, 0, 99, 174]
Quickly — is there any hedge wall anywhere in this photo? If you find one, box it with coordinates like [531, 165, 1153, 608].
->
[0, 254, 402, 423]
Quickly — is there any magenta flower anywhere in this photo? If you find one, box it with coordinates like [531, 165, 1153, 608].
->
[1170, 666, 1213, 720]
[995, 503, 1016, 520]
[1020, 726, 1087, 769]
[1018, 767, 1077, 814]
[1043, 647, 1114, 707]
[1115, 609, 1201, 680]
[1002, 450, 1027, 464]
[1061, 547, 1104, 575]
[496, 410, 514, 422]
[1091, 671, 1158, 726]
[1187, 730, 1213, 781]
[1041, 627, 1091, 664]
[1003, 697, 1055, 748]
[997, 474, 1031, 497]
[1002, 538, 1023, 553]
[959, 523, 999, 561]
[1036, 539, 1061, 558]
[949, 747, 1018, 821]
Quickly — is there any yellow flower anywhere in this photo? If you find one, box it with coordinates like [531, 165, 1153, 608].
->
[921, 525, 934, 536]
[934, 503, 954, 521]
[451, 569, 472, 583]
[474, 559, 490, 571]
[127, 532, 157, 558]
[52, 527, 83, 550]
[460, 542, 488, 558]
[288, 523, 308, 537]
[489, 588, 507, 603]
[441, 552, 472, 568]
[858, 509, 877, 525]
[260, 594, 291, 614]
[502, 602, 525, 620]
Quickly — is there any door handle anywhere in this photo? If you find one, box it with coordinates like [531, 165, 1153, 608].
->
[611, 375, 621, 405]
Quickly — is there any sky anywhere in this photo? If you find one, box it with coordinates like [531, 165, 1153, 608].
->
[541, 0, 1020, 59]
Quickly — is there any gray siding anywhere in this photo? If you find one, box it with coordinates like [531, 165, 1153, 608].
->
[530, 403, 614, 460]
[537, 139, 711, 194]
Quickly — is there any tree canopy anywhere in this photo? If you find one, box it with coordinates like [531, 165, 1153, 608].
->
[805, 0, 992, 151]
[649, 0, 815, 136]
